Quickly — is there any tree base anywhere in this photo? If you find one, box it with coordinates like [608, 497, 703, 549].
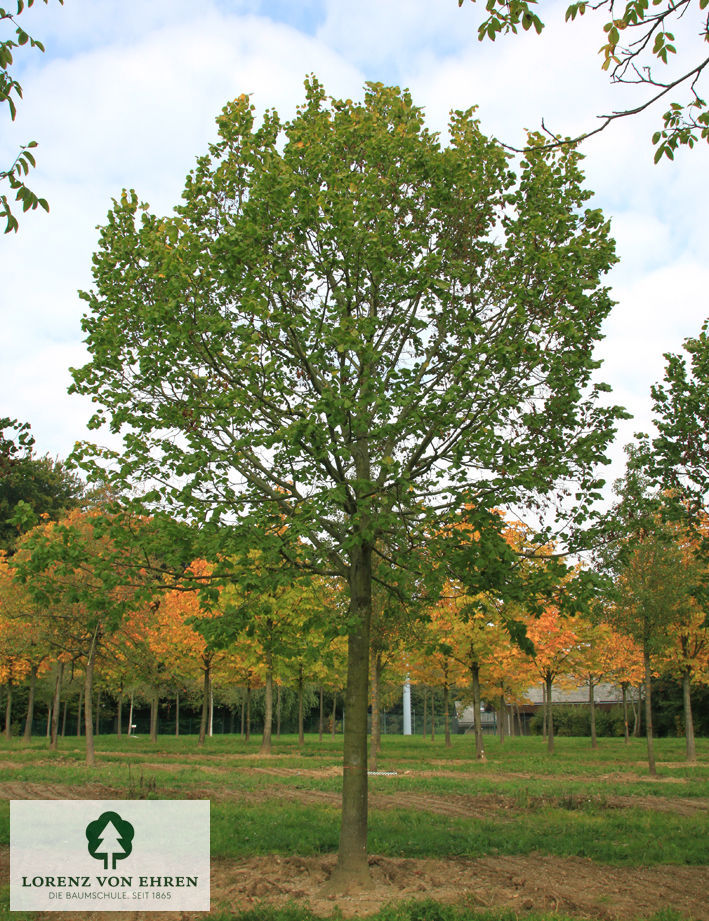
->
[323, 859, 372, 895]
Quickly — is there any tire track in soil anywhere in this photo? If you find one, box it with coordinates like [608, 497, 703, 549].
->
[2, 780, 706, 820]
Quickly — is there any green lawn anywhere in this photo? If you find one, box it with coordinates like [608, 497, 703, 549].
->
[0, 733, 707, 920]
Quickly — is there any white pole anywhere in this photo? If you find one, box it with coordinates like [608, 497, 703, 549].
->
[403, 677, 412, 735]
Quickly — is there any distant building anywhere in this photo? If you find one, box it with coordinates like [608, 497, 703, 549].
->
[456, 682, 633, 734]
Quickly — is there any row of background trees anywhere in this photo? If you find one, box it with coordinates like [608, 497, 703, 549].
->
[1, 446, 707, 770]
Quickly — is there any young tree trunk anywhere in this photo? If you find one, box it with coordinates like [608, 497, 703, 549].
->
[4, 680, 12, 740]
[76, 686, 83, 737]
[443, 676, 452, 748]
[471, 661, 486, 761]
[633, 684, 643, 736]
[369, 653, 381, 770]
[682, 670, 696, 763]
[430, 688, 435, 741]
[276, 683, 282, 739]
[23, 664, 37, 741]
[331, 542, 373, 889]
[240, 689, 246, 739]
[198, 661, 210, 746]
[95, 690, 101, 737]
[245, 683, 251, 743]
[545, 673, 554, 755]
[589, 677, 597, 749]
[331, 691, 337, 738]
[498, 693, 505, 744]
[208, 683, 214, 737]
[50, 660, 64, 750]
[542, 681, 547, 740]
[127, 692, 134, 737]
[84, 625, 99, 767]
[175, 690, 180, 737]
[150, 691, 158, 742]
[61, 699, 68, 737]
[46, 701, 51, 738]
[229, 706, 235, 734]
[117, 693, 123, 739]
[260, 665, 273, 755]
[297, 664, 305, 746]
[622, 683, 630, 743]
[422, 685, 427, 738]
[319, 685, 324, 742]
[643, 649, 656, 776]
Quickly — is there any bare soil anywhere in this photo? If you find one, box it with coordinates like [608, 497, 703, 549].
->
[3, 850, 708, 920]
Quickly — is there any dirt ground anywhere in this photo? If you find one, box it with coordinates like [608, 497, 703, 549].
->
[3, 850, 708, 921]
[2, 779, 708, 920]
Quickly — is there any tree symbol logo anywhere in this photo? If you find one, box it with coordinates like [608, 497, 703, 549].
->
[85, 811, 135, 870]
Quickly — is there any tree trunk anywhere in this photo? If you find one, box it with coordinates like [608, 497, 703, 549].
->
[430, 688, 435, 741]
[545, 673, 554, 755]
[127, 692, 134, 737]
[61, 699, 68, 737]
[622, 683, 630, 744]
[682, 670, 696, 763]
[46, 702, 51, 738]
[542, 681, 547, 740]
[331, 691, 337, 738]
[4, 680, 12, 740]
[117, 693, 123, 739]
[297, 664, 305, 746]
[369, 653, 381, 770]
[260, 665, 273, 755]
[23, 664, 37, 741]
[422, 685, 427, 738]
[199, 661, 210, 746]
[276, 682, 282, 738]
[150, 691, 158, 742]
[84, 625, 99, 767]
[95, 690, 101, 737]
[498, 693, 505, 744]
[444, 679, 452, 748]
[331, 542, 372, 889]
[76, 686, 83, 737]
[589, 676, 597, 749]
[50, 660, 64, 750]
[471, 661, 485, 761]
[643, 649, 656, 776]
[633, 683, 643, 736]
[240, 689, 246, 739]
[245, 683, 251, 743]
[175, 690, 180, 737]
[319, 685, 324, 742]
[208, 683, 214, 737]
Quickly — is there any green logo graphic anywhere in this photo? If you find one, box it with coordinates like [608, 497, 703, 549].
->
[85, 811, 134, 870]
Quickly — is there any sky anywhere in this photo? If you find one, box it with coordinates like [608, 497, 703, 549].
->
[2, 0, 708, 494]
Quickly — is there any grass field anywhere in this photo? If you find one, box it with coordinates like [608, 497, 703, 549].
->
[0, 733, 707, 921]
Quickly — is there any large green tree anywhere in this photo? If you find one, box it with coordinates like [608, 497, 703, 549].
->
[71, 79, 623, 886]
[649, 320, 709, 519]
